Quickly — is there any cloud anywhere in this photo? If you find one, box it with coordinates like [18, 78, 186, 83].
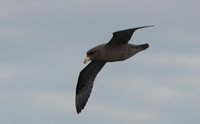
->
[0, 68, 18, 81]
[88, 102, 157, 122]
[30, 91, 74, 113]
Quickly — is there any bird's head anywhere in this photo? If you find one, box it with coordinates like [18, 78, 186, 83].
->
[84, 49, 99, 64]
[83, 44, 107, 64]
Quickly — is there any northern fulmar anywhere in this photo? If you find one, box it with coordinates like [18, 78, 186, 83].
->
[76, 25, 153, 114]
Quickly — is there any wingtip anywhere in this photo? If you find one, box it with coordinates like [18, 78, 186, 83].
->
[75, 98, 82, 114]
[148, 25, 154, 27]
[76, 105, 82, 114]
[137, 25, 154, 29]
[76, 110, 81, 114]
[76, 107, 80, 114]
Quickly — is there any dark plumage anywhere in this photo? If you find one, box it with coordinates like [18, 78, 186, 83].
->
[76, 25, 153, 114]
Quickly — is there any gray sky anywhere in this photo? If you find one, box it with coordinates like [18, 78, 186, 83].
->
[0, 0, 200, 124]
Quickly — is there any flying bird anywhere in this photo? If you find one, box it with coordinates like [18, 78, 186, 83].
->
[75, 25, 153, 114]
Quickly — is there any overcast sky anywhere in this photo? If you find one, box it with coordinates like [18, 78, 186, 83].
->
[0, 0, 200, 124]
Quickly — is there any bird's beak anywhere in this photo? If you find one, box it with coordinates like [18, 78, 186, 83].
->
[84, 56, 90, 64]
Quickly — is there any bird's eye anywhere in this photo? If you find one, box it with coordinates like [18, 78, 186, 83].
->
[88, 52, 94, 55]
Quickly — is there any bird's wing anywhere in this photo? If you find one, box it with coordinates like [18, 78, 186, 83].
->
[107, 25, 153, 45]
[75, 60, 106, 114]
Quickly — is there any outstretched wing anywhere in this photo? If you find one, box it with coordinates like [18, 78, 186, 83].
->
[75, 60, 106, 114]
[107, 25, 153, 45]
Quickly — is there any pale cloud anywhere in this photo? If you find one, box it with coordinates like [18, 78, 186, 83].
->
[31, 91, 74, 113]
[88, 102, 157, 122]
[144, 86, 182, 101]
[0, 68, 18, 81]
[139, 53, 200, 71]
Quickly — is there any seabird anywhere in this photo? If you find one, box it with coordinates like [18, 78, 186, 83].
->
[75, 25, 153, 114]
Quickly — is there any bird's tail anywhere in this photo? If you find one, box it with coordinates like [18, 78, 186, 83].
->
[138, 43, 149, 50]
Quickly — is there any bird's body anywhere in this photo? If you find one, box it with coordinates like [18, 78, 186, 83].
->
[87, 43, 149, 62]
[75, 25, 153, 114]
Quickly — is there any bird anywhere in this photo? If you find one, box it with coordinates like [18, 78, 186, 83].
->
[75, 25, 153, 114]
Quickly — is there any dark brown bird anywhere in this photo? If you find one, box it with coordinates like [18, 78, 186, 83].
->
[75, 25, 153, 114]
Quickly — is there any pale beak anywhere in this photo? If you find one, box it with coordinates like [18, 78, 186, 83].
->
[84, 56, 90, 64]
